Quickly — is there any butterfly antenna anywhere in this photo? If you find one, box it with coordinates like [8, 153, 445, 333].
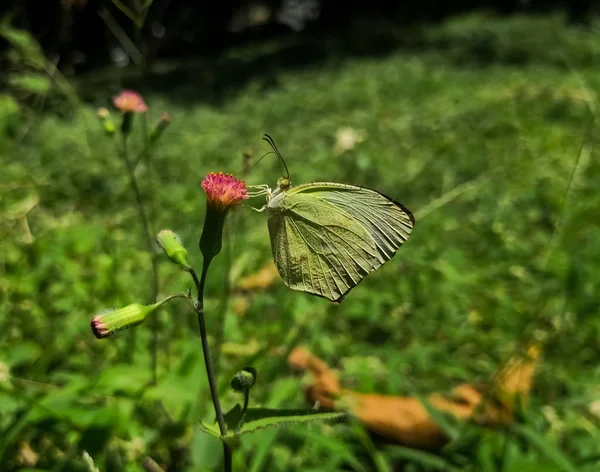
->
[243, 151, 277, 178]
[262, 134, 290, 180]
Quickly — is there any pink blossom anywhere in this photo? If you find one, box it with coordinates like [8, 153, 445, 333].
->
[91, 315, 110, 339]
[201, 172, 248, 208]
[113, 90, 148, 113]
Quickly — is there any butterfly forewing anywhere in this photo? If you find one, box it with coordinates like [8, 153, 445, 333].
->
[298, 183, 414, 259]
[268, 182, 414, 302]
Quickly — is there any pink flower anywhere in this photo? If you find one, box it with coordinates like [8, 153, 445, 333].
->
[113, 90, 148, 113]
[201, 172, 248, 208]
[91, 314, 110, 339]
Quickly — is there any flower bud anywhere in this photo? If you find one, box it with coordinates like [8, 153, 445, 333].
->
[103, 118, 116, 136]
[149, 112, 171, 144]
[96, 107, 116, 136]
[97, 107, 110, 119]
[230, 367, 257, 393]
[156, 229, 190, 270]
[91, 302, 159, 339]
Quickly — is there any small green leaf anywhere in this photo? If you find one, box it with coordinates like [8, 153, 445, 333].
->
[199, 404, 346, 440]
[0, 22, 46, 67]
[386, 445, 461, 471]
[8, 73, 51, 94]
[198, 419, 221, 439]
[233, 405, 346, 436]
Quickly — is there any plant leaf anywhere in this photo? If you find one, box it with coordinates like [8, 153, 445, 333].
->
[8, 73, 51, 94]
[199, 404, 346, 440]
[510, 424, 578, 472]
[236, 407, 346, 436]
[386, 445, 461, 472]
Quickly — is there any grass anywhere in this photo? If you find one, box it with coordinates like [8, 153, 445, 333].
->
[2, 12, 600, 471]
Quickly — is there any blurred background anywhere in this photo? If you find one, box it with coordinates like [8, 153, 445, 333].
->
[2, 0, 600, 471]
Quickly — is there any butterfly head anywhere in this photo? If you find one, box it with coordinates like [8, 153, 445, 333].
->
[277, 176, 291, 191]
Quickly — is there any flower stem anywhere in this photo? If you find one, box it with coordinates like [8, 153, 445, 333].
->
[120, 132, 159, 384]
[193, 260, 232, 472]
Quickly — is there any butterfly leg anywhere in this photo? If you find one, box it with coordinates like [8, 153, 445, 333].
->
[249, 204, 267, 212]
[247, 184, 271, 197]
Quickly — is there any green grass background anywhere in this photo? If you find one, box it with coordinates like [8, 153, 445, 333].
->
[1, 12, 600, 472]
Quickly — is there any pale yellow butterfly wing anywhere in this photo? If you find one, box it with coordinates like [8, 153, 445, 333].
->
[268, 182, 414, 302]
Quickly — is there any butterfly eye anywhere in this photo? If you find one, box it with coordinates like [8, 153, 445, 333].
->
[278, 177, 291, 189]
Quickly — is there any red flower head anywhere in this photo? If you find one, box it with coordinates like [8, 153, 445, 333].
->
[199, 172, 248, 260]
[113, 90, 148, 113]
[201, 172, 248, 209]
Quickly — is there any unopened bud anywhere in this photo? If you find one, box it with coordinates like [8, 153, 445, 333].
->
[231, 367, 257, 393]
[91, 302, 159, 339]
[156, 230, 190, 270]
[97, 107, 110, 119]
[150, 112, 171, 144]
[96, 107, 116, 136]
[103, 118, 116, 136]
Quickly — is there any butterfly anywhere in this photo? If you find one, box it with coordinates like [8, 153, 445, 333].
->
[250, 135, 415, 303]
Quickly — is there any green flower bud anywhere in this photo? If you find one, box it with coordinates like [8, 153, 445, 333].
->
[149, 112, 171, 144]
[91, 302, 159, 339]
[103, 118, 116, 136]
[156, 229, 190, 270]
[97, 107, 116, 136]
[230, 367, 257, 393]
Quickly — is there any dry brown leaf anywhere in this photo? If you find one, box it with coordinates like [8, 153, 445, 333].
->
[17, 442, 38, 467]
[288, 344, 541, 450]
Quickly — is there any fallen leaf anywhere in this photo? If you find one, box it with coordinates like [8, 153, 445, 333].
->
[17, 442, 38, 467]
[288, 343, 541, 450]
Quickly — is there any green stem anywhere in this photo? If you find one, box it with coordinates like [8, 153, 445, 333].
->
[120, 133, 159, 383]
[224, 444, 233, 471]
[192, 261, 232, 472]
[132, 138, 153, 169]
[213, 232, 232, 375]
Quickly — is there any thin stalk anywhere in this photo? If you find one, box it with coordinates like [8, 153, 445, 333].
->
[120, 132, 160, 383]
[212, 231, 232, 375]
[141, 113, 160, 387]
[223, 445, 233, 471]
[192, 262, 233, 472]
